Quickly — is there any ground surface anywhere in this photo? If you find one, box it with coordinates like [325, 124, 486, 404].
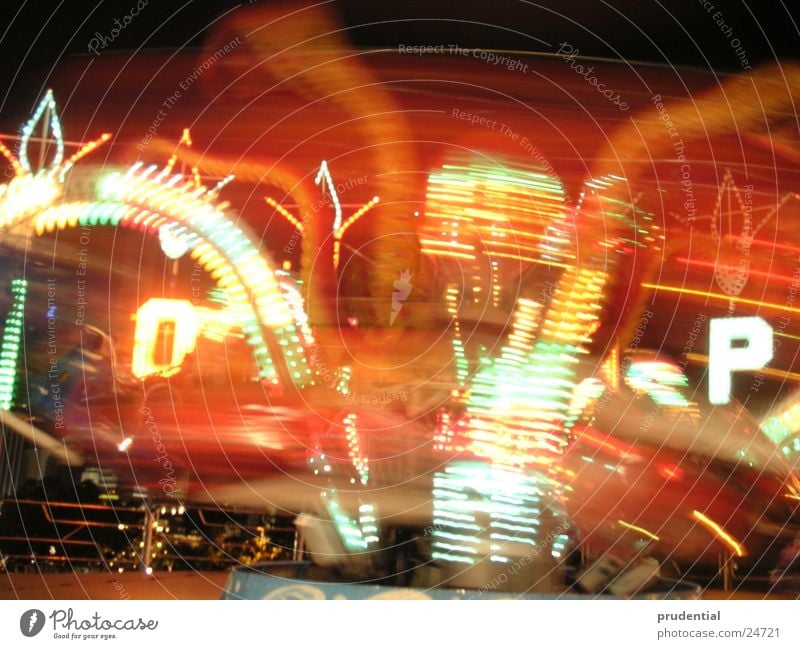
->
[1, 571, 796, 599]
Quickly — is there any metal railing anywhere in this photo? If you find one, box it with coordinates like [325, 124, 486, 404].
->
[0, 498, 298, 572]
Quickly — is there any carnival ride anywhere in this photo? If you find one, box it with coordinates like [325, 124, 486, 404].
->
[1, 2, 800, 597]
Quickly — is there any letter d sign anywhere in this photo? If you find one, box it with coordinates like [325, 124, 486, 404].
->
[708, 316, 773, 404]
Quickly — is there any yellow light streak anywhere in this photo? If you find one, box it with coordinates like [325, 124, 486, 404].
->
[618, 520, 660, 541]
[641, 282, 800, 315]
[692, 510, 746, 557]
[265, 196, 304, 232]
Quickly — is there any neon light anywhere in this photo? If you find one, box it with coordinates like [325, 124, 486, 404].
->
[336, 365, 351, 396]
[310, 434, 378, 551]
[315, 160, 342, 232]
[332, 195, 379, 269]
[431, 173, 637, 574]
[708, 317, 773, 404]
[0, 174, 61, 229]
[132, 299, 199, 378]
[445, 284, 469, 388]
[684, 352, 800, 383]
[98, 166, 311, 384]
[625, 360, 690, 408]
[567, 378, 607, 426]
[421, 156, 568, 273]
[158, 223, 194, 260]
[19, 89, 64, 173]
[432, 463, 550, 565]
[164, 128, 194, 175]
[0, 279, 27, 409]
[601, 346, 619, 391]
[1, 93, 314, 390]
[265, 196, 304, 232]
[209, 174, 234, 197]
[60, 133, 111, 179]
[691, 510, 746, 557]
[267, 168, 378, 268]
[433, 409, 467, 453]
[344, 412, 369, 485]
[464, 296, 573, 469]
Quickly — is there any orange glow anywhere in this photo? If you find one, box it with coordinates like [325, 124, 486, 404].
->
[335, 196, 379, 239]
[265, 190, 378, 269]
[421, 157, 568, 269]
[0, 141, 22, 177]
[601, 346, 620, 391]
[132, 299, 199, 378]
[344, 412, 369, 485]
[165, 128, 194, 174]
[692, 510, 746, 557]
[657, 464, 685, 481]
[576, 427, 640, 460]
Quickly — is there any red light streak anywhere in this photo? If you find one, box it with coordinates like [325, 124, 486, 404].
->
[676, 257, 797, 284]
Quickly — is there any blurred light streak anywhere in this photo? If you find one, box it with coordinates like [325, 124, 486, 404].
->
[0, 92, 315, 388]
[315, 161, 343, 232]
[618, 520, 660, 541]
[265, 196, 304, 232]
[675, 257, 798, 284]
[575, 427, 640, 460]
[60, 133, 111, 178]
[600, 346, 620, 391]
[775, 330, 800, 343]
[641, 282, 800, 315]
[625, 360, 690, 408]
[691, 510, 746, 557]
[344, 412, 369, 486]
[0, 279, 27, 408]
[0, 141, 23, 177]
[724, 234, 800, 256]
[657, 464, 685, 481]
[432, 463, 548, 565]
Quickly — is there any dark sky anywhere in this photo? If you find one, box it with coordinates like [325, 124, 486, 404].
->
[0, 0, 797, 117]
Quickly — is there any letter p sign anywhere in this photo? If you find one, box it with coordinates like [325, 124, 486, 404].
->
[708, 316, 773, 404]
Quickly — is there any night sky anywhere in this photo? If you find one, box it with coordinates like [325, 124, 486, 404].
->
[0, 1, 797, 121]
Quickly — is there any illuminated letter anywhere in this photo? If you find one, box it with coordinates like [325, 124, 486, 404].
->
[708, 316, 773, 404]
[132, 299, 198, 378]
